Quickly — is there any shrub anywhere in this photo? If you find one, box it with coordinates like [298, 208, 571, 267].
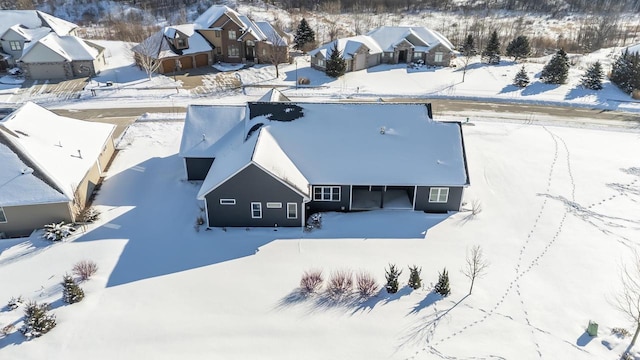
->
[356, 271, 378, 298]
[408, 265, 422, 290]
[7, 295, 24, 310]
[72, 260, 98, 281]
[21, 301, 56, 339]
[305, 213, 322, 231]
[297, 77, 310, 85]
[79, 207, 100, 223]
[62, 274, 85, 304]
[2, 324, 15, 336]
[43, 221, 76, 241]
[612, 327, 631, 338]
[513, 65, 530, 88]
[435, 268, 451, 297]
[327, 270, 353, 297]
[300, 269, 324, 294]
[385, 264, 402, 294]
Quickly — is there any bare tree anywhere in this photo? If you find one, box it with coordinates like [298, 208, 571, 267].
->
[131, 31, 163, 80]
[261, 24, 290, 78]
[616, 251, 640, 349]
[463, 245, 489, 294]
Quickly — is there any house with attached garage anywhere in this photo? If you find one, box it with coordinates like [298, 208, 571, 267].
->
[309, 26, 455, 73]
[180, 96, 470, 228]
[0, 102, 115, 238]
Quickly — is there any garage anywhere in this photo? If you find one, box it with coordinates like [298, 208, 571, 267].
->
[161, 59, 176, 73]
[354, 53, 366, 71]
[179, 56, 193, 70]
[24, 62, 67, 80]
[195, 53, 208, 67]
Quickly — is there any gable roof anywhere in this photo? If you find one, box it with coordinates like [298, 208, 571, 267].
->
[367, 26, 454, 53]
[179, 104, 246, 158]
[0, 10, 77, 40]
[309, 35, 382, 60]
[196, 102, 469, 200]
[133, 24, 213, 59]
[194, 5, 244, 30]
[5, 24, 50, 42]
[0, 102, 115, 206]
[254, 21, 288, 45]
[257, 88, 290, 102]
[19, 33, 101, 62]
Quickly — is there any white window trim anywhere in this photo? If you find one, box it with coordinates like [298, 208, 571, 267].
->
[429, 187, 449, 203]
[0, 207, 6, 223]
[287, 203, 298, 219]
[228, 45, 240, 57]
[434, 52, 444, 63]
[228, 30, 236, 40]
[266, 202, 282, 209]
[219, 199, 236, 205]
[9, 41, 21, 51]
[313, 186, 341, 202]
[251, 202, 262, 218]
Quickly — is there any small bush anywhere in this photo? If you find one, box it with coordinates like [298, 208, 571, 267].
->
[72, 260, 98, 281]
[79, 207, 100, 223]
[305, 213, 322, 231]
[471, 199, 483, 216]
[300, 269, 324, 294]
[434, 268, 451, 297]
[62, 274, 85, 304]
[408, 265, 422, 290]
[611, 327, 631, 338]
[297, 77, 310, 85]
[43, 221, 76, 241]
[385, 264, 402, 294]
[2, 324, 15, 336]
[21, 301, 56, 339]
[356, 271, 378, 298]
[7, 295, 24, 310]
[327, 270, 353, 297]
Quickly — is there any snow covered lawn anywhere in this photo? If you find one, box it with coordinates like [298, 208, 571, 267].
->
[0, 118, 639, 359]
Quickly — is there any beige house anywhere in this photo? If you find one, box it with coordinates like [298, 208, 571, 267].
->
[0, 102, 116, 238]
[310, 26, 455, 73]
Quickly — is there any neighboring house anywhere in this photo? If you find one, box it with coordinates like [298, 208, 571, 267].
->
[180, 96, 470, 228]
[310, 26, 455, 72]
[133, 5, 288, 74]
[626, 43, 640, 55]
[0, 102, 116, 238]
[0, 10, 105, 79]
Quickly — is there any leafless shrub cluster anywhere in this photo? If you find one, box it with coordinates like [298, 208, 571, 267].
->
[300, 269, 324, 294]
[327, 270, 353, 297]
[72, 260, 98, 281]
[356, 271, 378, 298]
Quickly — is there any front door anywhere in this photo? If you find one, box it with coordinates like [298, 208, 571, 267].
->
[245, 40, 255, 62]
[398, 50, 407, 63]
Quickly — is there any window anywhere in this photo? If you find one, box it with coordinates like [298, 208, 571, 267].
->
[176, 38, 187, 48]
[216, 48, 222, 55]
[228, 30, 236, 40]
[317, 59, 325, 67]
[313, 186, 341, 201]
[246, 40, 255, 47]
[9, 41, 21, 51]
[413, 51, 423, 60]
[429, 187, 449, 203]
[219, 199, 236, 205]
[262, 48, 267, 56]
[251, 202, 262, 218]
[434, 52, 444, 63]
[287, 203, 298, 219]
[215, 30, 221, 38]
[0, 207, 6, 223]
[228, 45, 240, 57]
[266, 202, 282, 209]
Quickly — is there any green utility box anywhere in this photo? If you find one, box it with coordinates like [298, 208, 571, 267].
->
[587, 321, 598, 336]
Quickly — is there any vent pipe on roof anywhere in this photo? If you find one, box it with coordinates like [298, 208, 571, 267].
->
[380, 126, 386, 134]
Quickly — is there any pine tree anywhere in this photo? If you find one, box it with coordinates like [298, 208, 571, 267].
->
[461, 34, 475, 56]
[434, 268, 451, 297]
[408, 265, 422, 290]
[294, 18, 315, 52]
[610, 50, 638, 94]
[62, 274, 85, 304]
[385, 264, 402, 294]
[21, 301, 56, 339]
[506, 35, 530, 61]
[513, 65, 530, 87]
[540, 49, 570, 84]
[482, 30, 501, 64]
[581, 61, 604, 90]
[325, 42, 346, 78]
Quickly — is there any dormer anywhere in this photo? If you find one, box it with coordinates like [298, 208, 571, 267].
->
[174, 32, 189, 50]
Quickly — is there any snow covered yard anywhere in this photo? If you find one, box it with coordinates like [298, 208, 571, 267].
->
[0, 118, 639, 359]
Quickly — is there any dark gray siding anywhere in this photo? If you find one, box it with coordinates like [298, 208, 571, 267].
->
[414, 186, 464, 213]
[186, 157, 215, 181]
[307, 185, 351, 213]
[205, 164, 304, 227]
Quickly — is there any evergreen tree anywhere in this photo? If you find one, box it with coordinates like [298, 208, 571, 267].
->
[434, 268, 451, 297]
[513, 65, 530, 87]
[581, 61, 604, 90]
[62, 274, 85, 304]
[506, 35, 531, 61]
[385, 264, 402, 294]
[294, 18, 315, 52]
[540, 49, 570, 84]
[482, 30, 501, 64]
[21, 301, 56, 339]
[461, 34, 476, 56]
[610, 50, 639, 94]
[325, 42, 346, 78]
[408, 265, 422, 290]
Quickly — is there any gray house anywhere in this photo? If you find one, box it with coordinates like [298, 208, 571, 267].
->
[181, 98, 470, 228]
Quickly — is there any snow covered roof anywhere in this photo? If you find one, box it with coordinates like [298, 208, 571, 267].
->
[626, 43, 640, 55]
[179, 105, 246, 158]
[197, 102, 468, 200]
[194, 5, 244, 30]
[19, 33, 101, 62]
[237, 15, 267, 41]
[6, 24, 50, 42]
[0, 10, 77, 39]
[134, 25, 213, 59]
[0, 102, 115, 206]
[367, 26, 454, 53]
[257, 88, 290, 102]
[255, 21, 288, 45]
[309, 35, 383, 60]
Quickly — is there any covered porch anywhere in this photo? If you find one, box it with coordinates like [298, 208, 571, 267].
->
[350, 185, 415, 210]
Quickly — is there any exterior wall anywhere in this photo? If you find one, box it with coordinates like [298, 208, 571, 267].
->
[307, 185, 351, 213]
[70, 59, 96, 77]
[425, 43, 452, 66]
[1, 28, 27, 64]
[414, 186, 464, 213]
[393, 42, 414, 64]
[75, 160, 101, 208]
[97, 133, 115, 174]
[255, 42, 288, 65]
[205, 164, 304, 227]
[185, 157, 215, 181]
[218, 20, 244, 63]
[198, 29, 222, 50]
[0, 202, 72, 238]
[366, 53, 380, 67]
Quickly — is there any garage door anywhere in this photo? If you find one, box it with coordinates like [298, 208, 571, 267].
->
[26, 63, 67, 80]
[179, 56, 193, 70]
[354, 53, 366, 71]
[195, 54, 208, 67]
[367, 54, 379, 68]
[161, 59, 175, 73]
